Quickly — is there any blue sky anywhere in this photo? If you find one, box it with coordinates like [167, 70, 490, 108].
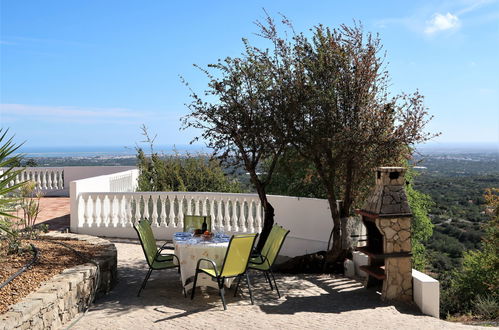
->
[1, 0, 498, 150]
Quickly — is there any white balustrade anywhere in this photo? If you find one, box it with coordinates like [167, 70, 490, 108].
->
[69, 168, 340, 260]
[1, 167, 65, 191]
[75, 192, 264, 235]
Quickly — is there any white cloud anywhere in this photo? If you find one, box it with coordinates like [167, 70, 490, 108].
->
[424, 13, 461, 35]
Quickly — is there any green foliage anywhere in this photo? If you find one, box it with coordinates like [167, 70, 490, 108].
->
[264, 149, 327, 199]
[25, 158, 38, 167]
[17, 181, 43, 239]
[137, 148, 241, 193]
[0, 128, 26, 254]
[441, 188, 499, 319]
[405, 168, 434, 270]
[473, 295, 499, 320]
[413, 154, 499, 275]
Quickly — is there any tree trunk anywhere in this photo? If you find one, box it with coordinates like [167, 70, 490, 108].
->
[255, 201, 274, 253]
[249, 173, 275, 253]
[325, 196, 343, 263]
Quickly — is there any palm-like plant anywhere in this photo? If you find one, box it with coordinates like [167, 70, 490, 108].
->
[0, 128, 25, 236]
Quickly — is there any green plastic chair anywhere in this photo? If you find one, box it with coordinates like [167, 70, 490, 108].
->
[183, 215, 212, 233]
[190, 233, 258, 310]
[248, 224, 289, 298]
[133, 219, 185, 297]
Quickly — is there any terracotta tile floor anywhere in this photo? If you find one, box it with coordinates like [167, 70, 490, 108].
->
[14, 197, 70, 232]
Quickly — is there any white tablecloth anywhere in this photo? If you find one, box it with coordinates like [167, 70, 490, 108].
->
[173, 235, 232, 291]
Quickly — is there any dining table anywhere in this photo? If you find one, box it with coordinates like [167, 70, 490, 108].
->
[173, 232, 233, 292]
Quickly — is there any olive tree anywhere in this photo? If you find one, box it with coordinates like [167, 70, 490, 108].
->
[182, 39, 289, 251]
[259, 19, 436, 263]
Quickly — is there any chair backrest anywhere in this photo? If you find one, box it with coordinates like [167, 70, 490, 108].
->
[183, 215, 212, 232]
[133, 219, 157, 267]
[260, 224, 290, 267]
[220, 233, 258, 278]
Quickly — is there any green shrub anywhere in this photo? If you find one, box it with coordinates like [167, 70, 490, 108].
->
[441, 188, 499, 319]
[473, 295, 499, 320]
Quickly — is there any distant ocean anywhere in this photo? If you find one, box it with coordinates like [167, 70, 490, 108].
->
[13, 142, 498, 158]
[16, 144, 209, 158]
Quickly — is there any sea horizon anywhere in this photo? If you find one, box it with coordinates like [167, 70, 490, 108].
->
[15, 144, 209, 158]
[12, 141, 499, 158]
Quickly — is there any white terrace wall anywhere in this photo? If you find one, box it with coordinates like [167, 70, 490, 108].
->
[2, 166, 137, 197]
[268, 195, 332, 258]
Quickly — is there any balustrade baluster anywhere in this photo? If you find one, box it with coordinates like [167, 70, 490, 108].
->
[232, 198, 239, 232]
[111, 195, 118, 227]
[58, 170, 64, 189]
[77, 195, 85, 227]
[216, 199, 223, 231]
[46, 170, 53, 189]
[178, 196, 184, 229]
[159, 196, 167, 227]
[124, 195, 132, 227]
[101, 195, 109, 227]
[247, 200, 255, 232]
[168, 196, 176, 227]
[151, 195, 159, 227]
[255, 200, 263, 233]
[134, 195, 142, 224]
[94, 195, 102, 227]
[194, 196, 200, 216]
[239, 199, 247, 232]
[201, 197, 208, 216]
[186, 195, 193, 216]
[209, 199, 216, 229]
[41, 171, 47, 190]
[85, 195, 93, 228]
[224, 199, 231, 232]
[51, 170, 57, 189]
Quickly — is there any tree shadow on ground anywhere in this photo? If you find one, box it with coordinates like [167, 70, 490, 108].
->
[258, 274, 421, 316]
[38, 215, 70, 231]
[85, 240, 421, 323]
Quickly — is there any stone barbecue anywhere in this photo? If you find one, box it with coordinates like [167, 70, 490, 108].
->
[356, 167, 413, 302]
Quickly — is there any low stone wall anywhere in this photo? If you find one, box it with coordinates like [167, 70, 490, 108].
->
[0, 233, 117, 330]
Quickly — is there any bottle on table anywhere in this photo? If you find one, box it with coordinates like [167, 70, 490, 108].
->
[201, 216, 207, 233]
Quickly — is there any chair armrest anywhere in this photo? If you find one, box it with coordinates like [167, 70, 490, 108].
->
[159, 242, 174, 250]
[196, 258, 219, 277]
[250, 255, 268, 265]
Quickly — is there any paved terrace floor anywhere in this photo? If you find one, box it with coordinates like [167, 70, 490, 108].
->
[36, 198, 487, 329]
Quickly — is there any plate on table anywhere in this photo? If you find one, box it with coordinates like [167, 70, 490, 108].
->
[174, 232, 191, 237]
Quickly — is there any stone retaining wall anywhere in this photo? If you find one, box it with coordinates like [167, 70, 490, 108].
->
[0, 233, 117, 330]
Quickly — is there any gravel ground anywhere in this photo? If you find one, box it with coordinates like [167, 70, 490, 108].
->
[67, 239, 490, 330]
[0, 239, 99, 314]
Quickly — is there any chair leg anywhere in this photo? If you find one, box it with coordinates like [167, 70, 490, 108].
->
[218, 277, 227, 310]
[265, 271, 274, 291]
[233, 274, 242, 297]
[268, 268, 280, 298]
[190, 270, 199, 300]
[245, 273, 254, 305]
[138, 268, 153, 297]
